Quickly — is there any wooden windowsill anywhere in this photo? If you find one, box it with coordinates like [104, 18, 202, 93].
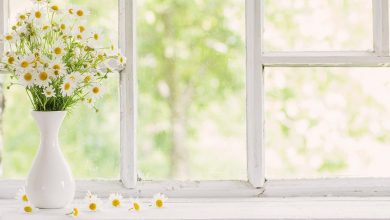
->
[0, 197, 390, 219]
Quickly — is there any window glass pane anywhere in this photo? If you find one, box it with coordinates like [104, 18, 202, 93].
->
[265, 67, 390, 179]
[264, 0, 373, 51]
[137, 0, 246, 180]
[2, 0, 119, 178]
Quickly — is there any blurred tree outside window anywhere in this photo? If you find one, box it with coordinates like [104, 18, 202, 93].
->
[1, 0, 389, 181]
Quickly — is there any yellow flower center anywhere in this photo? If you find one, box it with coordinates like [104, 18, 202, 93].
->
[43, 25, 49, 30]
[21, 61, 29, 68]
[24, 73, 33, 81]
[22, 194, 28, 202]
[84, 75, 91, 82]
[64, 82, 71, 90]
[68, 9, 74, 14]
[94, 33, 99, 40]
[51, 5, 59, 11]
[89, 203, 97, 211]
[5, 35, 13, 41]
[79, 26, 86, 33]
[133, 202, 140, 211]
[39, 72, 48, 81]
[156, 199, 163, 208]
[7, 56, 14, 64]
[73, 208, 78, 216]
[112, 199, 120, 207]
[120, 57, 124, 63]
[60, 24, 66, 30]
[77, 34, 82, 40]
[53, 64, 60, 70]
[76, 10, 84, 17]
[92, 87, 100, 94]
[24, 206, 32, 213]
[54, 47, 62, 55]
[35, 11, 42, 18]
[19, 15, 26, 20]
[46, 91, 52, 96]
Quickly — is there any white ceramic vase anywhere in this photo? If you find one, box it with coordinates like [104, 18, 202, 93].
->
[26, 111, 75, 209]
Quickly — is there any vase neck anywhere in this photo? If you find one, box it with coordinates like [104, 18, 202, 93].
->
[31, 111, 67, 146]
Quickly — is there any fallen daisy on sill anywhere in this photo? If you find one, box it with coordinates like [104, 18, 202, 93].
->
[66, 207, 79, 217]
[21, 202, 35, 213]
[15, 187, 29, 203]
[129, 198, 142, 211]
[152, 193, 168, 208]
[84, 191, 102, 212]
[109, 193, 123, 207]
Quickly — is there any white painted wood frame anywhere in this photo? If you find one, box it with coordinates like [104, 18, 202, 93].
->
[119, 0, 137, 188]
[246, 0, 265, 188]
[1, 0, 390, 199]
[373, 0, 389, 56]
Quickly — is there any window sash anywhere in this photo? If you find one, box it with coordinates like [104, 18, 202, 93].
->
[1, 0, 390, 199]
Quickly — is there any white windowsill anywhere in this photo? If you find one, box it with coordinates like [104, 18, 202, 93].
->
[1, 197, 390, 220]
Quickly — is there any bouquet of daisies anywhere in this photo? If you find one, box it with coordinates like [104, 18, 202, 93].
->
[0, 0, 125, 111]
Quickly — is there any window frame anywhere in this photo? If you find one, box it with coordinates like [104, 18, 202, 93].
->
[0, 0, 390, 199]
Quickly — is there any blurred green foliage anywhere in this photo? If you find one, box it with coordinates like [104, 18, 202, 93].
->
[4, 0, 387, 180]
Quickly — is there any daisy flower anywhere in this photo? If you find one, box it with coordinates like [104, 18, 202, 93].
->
[66, 207, 79, 217]
[74, 7, 90, 18]
[84, 191, 102, 212]
[3, 32, 19, 43]
[61, 79, 75, 96]
[31, 7, 46, 23]
[109, 193, 123, 207]
[85, 191, 97, 200]
[43, 85, 55, 98]
[15, 187, 29, 203]
[35, 68, 51, 87]
[67, 71, 81, 83]
[3, 52, 16, 65]
[83, 97, 95, 108]
[40, 23, 51, 34]
[152, 193, 167, 208]
[81, 72, 94, 83]
[49, 3, 61, 13]
[49, 59, 66, 77]
[15, 55, 35, 71]
[129, 198, 142, 211]
[52, 41, 66, 57]
[18, 69, 36, 87]
[22, 202, 34, 213]
[88, 83, 105, 99]
[66, 5, 76, 16]
[59, 22, 72, 36]
[17, 13, 28, 22]
[73, 30, 88, 42]
[87, 30, 103, 48]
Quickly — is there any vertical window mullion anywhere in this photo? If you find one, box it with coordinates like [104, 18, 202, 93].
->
[119, 0, 137, 188]
[373, 0, 389, 56]
[245, 0, 264, 188]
